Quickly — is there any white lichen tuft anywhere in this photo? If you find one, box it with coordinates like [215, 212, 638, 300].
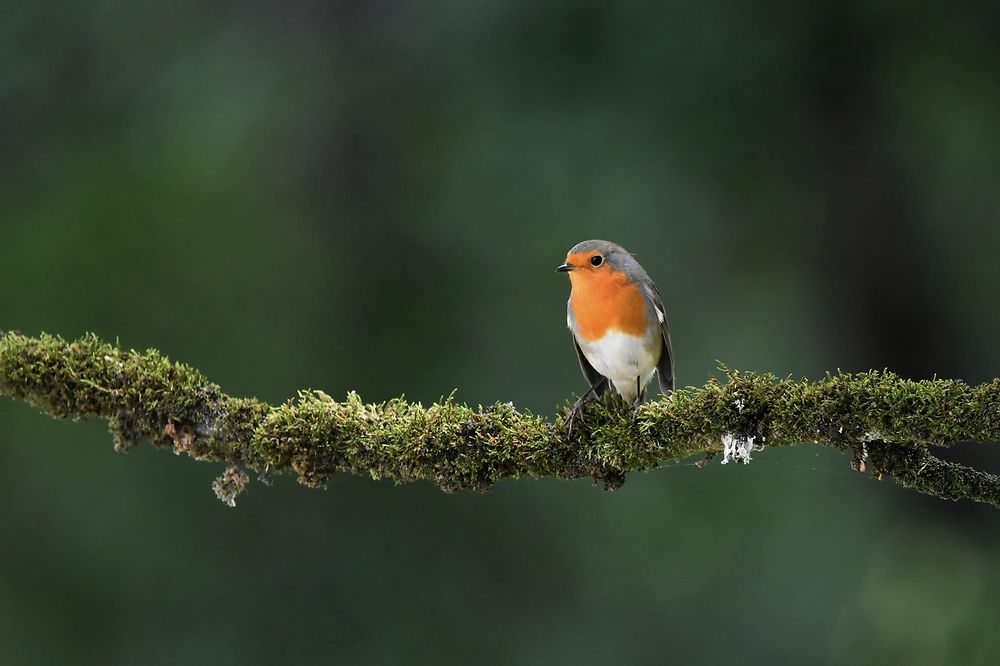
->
[734, 398, 745, 414]
[861, 430, 883, 442]
[721, 433, 756, 465]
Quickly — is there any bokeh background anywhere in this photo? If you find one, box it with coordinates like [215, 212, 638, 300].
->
[2, 1, 1000, 663]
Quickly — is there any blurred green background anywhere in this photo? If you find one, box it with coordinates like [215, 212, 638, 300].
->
[3, 1, 1000, 663]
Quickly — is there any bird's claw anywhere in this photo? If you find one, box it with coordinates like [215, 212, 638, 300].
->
[567, 398, 587, 436]
[630, 391, 645, 423]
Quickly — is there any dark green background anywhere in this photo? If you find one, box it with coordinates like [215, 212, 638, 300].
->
[2, 2, 999, 663]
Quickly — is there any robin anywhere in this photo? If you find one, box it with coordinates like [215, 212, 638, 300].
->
[557, 240, 674, 430]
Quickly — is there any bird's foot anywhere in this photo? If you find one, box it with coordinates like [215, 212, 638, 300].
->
[567, 398, 587, 436]
[630, 388, 645, 424]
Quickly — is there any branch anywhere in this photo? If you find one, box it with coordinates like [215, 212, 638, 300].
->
[2, 331, 1000, 508]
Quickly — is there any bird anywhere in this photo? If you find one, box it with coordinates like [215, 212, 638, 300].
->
[557, 239, 674, 430]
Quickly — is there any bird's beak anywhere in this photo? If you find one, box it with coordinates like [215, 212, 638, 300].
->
[556, 263, 575, 273]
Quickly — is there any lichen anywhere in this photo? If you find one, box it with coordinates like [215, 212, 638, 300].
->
[212, 466, 250, 507]
[721, 433, 755, 464]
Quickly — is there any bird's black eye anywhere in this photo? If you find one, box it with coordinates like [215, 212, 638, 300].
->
[590, 255, 604, 267]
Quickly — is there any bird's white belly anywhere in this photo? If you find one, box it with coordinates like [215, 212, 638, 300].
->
[577, 330, 659, 402]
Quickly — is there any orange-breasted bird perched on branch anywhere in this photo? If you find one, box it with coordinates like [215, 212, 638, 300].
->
[557, 240, 674, 431]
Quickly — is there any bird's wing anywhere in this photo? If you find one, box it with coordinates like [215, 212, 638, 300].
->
[641, 283, 675, 393]
[568, 299, 610, 394]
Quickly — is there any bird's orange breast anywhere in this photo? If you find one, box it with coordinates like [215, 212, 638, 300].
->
[569, 269, 649, 341]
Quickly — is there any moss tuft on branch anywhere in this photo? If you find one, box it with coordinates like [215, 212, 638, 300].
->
[2, 331, 999, 507]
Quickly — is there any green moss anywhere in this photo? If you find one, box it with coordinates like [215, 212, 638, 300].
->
[0, 331, 230, 456]
[3, 331, 1000, 507]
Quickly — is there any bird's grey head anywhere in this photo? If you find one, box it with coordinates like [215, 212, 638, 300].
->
[556, 239, 638, 274]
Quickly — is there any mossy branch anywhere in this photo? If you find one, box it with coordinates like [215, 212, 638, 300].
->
[2, 331, 1000, 508]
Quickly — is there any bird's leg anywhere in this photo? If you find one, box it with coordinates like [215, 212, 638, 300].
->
[568, 377, 608, 435]
[631, 377, 644, 421]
